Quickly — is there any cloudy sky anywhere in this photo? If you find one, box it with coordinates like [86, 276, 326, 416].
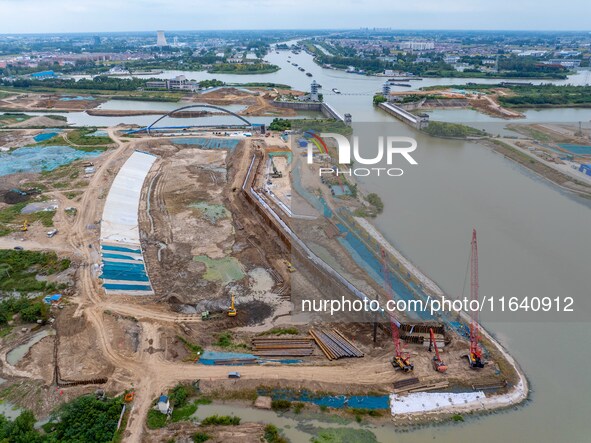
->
[0, 0, 589, 34]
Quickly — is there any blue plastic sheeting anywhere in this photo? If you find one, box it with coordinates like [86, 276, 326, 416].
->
[0, 146, 102, 177]
[102, 245, 142, 254]
[335, 223, 431, 321]
[173, 138, 240, 150]
[101, 261, 149, 282]
[87, 130, 108, 137]
[258, 388, 390, 410]
[557, 143, 591, 155]
[33, 132, 58, 142]
[103, 283, 152, 291]
[331, 185, 352, 196]
[199, 350, 257, 365]
[102, 253, 139, 260]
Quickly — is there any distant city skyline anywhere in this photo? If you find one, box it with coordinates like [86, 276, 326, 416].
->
[0, 0, 590, 34]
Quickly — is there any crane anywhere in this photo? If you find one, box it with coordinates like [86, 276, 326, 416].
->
[381, 248, 413, 372]
[467, 229, 485, 369]
[428, 328, 447, 373]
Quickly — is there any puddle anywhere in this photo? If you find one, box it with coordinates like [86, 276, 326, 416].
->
[6, 329, 54, 366]
[248, 268, 274, 293]
[190, 202, 229, 224]
[194, 256, 245, 283]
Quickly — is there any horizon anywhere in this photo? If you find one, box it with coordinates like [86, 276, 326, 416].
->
[1, 0, 590, 34]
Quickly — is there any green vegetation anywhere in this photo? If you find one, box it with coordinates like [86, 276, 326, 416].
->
[345, 407, 384, 418]
[193, 432, 211, 442]
[373, 94, 387, 105]
[452, 413, 465, 422]
[201, 415, 241, 426]
[264, 424, 288, 443]
[0, 201, 56, 236]
[498, 85, 591, 107]
[0, 410, 44, 443]
[269, 118, 292, 131]
[65, 128, 113, 146]
[365, 193, 384, 215]
[177, 335, 204, 361]
[271, 399, 292, 411]
[147, 409, 167, 429]
[198, 79, 224, 88]
[0, 249, 70, 296]
[208, 63, 280, 74]
[171, 402, 198, 422]
[214, 332, 247, 350]
[423, 121, 487, 138]
[259, 327, 299, 336]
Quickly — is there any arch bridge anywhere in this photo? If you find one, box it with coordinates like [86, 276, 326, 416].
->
[146, 104, 252, 135]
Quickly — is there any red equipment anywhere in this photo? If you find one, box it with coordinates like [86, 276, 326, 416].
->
[429, 328, 447, 373]
[468, 229, 485, 369]
[381, 248, 413, 372]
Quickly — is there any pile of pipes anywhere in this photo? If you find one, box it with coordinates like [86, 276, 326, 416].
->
[310, 329, 364, 360]
[251, 337, 314, 357]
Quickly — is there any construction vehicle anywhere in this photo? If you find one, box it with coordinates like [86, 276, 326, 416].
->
[466, 229, 485, 369]
[428, 328, 447, 373]
[270, 158, 283, 178]
[21, 220, 28, 232]
[381, 248, 413, 372]
[124, 392, 135, 402]
[285, 260, 296, 272]
[391, 321, 414, 372]
[227, 293, 237, 317]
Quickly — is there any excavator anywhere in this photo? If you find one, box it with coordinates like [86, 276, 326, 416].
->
[227, 293, 237, 317]
[391, 321, 414, 372]
[467, 229, 485, 369]
[428, 328, 447, 373]
[270, 158, 283, 178]
[21, 220, 29, 232]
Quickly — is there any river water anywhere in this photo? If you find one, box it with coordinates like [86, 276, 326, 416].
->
[4, 45, 591, 441]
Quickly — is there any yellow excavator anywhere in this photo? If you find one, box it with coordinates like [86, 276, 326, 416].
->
[227, 293, 237, 317]
[21, 220, 29, 232]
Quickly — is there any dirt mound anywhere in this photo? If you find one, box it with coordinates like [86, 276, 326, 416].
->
[9, 116, 69, 128]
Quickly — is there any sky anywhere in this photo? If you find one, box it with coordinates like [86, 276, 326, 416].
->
[0, 0, 590, 34]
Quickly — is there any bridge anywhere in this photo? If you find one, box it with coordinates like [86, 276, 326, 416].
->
[143, 104, 253, 135]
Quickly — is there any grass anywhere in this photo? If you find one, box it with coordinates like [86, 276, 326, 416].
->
[0, 249, 70, 294]
[0, 202, 56, 235]
[66, 128, 113, 146]
[193, 432, 211, 442]
[215, 332, 248, 350]
[171, 401, 198, 422]
[264, 424, 288, 443]
[271, 399, 291, 411]
[200, 415, 240, 426]
[146, 409, 167, 429]
[178, 335, 204, 361]
[451, 413, 464, 422]
[259, 327, 299, 336]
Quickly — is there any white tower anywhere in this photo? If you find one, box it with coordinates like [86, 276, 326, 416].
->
[310, 80, 319, 101]
[156, 31, 168, 47]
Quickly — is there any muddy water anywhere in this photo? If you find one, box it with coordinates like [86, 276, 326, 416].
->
[6, 329, 54, 366]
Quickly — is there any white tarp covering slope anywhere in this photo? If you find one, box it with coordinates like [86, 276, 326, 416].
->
[100, 151, 157, 246]
[390, 391, 486, 414]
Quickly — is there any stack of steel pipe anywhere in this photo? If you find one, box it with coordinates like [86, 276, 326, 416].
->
[310, 329, 364, 360]
[251, 337, 314, 357]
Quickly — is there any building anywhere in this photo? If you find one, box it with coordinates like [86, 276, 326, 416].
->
[546, 59, 581, 68]
[30, 70, 57, 80]
[146, 75, 197, 92]
[310, 80, 319, 101]
[399, 41, 435, 51]
[157, 395, 170, 414]
[156, 30, 168, 47]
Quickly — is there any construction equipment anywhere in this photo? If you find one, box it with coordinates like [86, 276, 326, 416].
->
[428, 328, 447, 373]
[285, 260, 296, 272]
[21, 220, 28, 232]
[381, 248, 413, 372]
[466, 229, 485, 369]
[227, 293, 237, 317]
[270, 158, 282, 178]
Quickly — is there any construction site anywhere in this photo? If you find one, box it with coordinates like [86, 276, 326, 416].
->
[0, 102, 528, 442]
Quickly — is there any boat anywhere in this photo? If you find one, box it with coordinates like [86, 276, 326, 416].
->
[298, 67, 305, 72]
[332, 88, 341, 94]
[390, 83, 412, 87]
[306, 72, 313, 77]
